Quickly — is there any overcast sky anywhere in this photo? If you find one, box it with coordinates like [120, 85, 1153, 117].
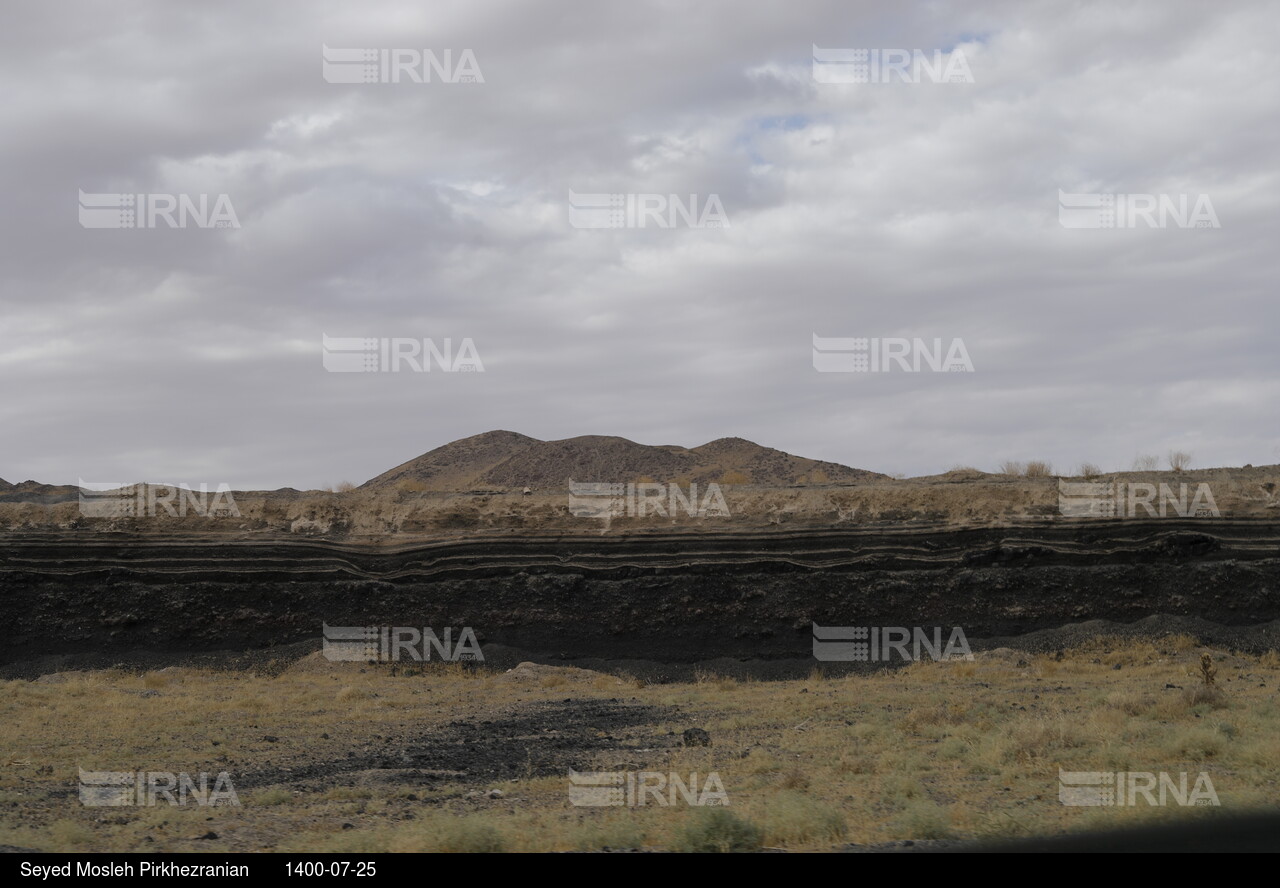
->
[1, 0, 1276, 489]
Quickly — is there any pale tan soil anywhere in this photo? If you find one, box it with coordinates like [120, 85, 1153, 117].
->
[1, 467, 1275, 538]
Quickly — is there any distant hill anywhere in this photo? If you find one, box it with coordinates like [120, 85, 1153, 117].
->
[361, 431, 885, 491]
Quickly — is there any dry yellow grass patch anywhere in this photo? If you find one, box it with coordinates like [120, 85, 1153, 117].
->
[0, 637, 1276, 851]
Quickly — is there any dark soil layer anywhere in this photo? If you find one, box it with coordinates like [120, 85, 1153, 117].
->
[1, 520, 1277, 676]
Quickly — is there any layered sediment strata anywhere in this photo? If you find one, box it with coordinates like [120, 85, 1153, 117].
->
[1, 519, 1276, 664]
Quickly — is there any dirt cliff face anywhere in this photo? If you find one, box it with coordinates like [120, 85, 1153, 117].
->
[1, 519, 1277, 670]
[1, 439, 1276, 670]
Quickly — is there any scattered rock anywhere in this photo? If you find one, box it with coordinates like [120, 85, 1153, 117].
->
[682, 728, 711, 747]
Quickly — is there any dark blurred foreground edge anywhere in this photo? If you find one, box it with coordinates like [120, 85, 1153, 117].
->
[956, 811, 1280, 853]
[6, 814, 1279, 866]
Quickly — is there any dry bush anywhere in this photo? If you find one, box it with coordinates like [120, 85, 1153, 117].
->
[1076, 462, 1102, 479]
[999, 460, 1025, 476]
[778, 768, 811, 791]
[759, 791, 846, 846]
[1132, 453, 1159, 471]
[719, 471, 750, 485]
[335, 481, 356, 492]
[1182, 684, 1227, 709]
[1024, 460, 1053, 478]
[672, 808, 762, 853]
[1168, 450, 1193, 472]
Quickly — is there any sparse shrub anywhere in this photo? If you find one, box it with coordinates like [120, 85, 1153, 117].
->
[253, 787, 293, 806]
[1183, 684, 1227, 709]
[613, 670, 646, 689]
[1003, 717, 1088, 762]
[1164, 727, 1224, 760]
[335, 481, 356, 493]
[836, 752, 871, 774]
[1105, 690, 1150, 716]
[1199, 653, 1217, 686]
[49, 819, 94, 848]
[760, 791, 846, 846]
[1077, 463, 1102, 479]
[1133, 454, 1159, 471]
[433, 818, 506, 853]
[999, 460, 1025, 476]
[892, 801, 953, 839]
[389, 815, 508, 853]
[744, 748, 780, 774]
[1024, 460, 1053, 478]
[672, 807, 763, 853]
[1168, 451, 1193, 472]
[719, 471, 750, 485]
[778, 768, 810, 791]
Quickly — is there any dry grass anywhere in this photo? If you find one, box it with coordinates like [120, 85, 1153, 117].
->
[1, 638, 1277, 852]
[999, 460, 1053, 478]
[1133, 454, 1160, 472]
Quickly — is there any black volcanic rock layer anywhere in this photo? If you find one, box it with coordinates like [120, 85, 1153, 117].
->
[1, 519, 1278, 665]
